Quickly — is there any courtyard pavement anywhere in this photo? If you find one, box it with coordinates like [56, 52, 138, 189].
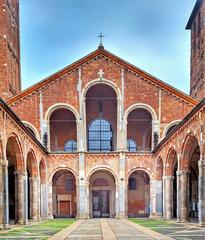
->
[50, 218, 205, 240]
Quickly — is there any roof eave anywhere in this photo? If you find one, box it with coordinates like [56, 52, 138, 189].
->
[186, 0, 203, 30]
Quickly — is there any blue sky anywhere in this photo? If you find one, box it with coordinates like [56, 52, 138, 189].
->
[20, 0, 196, 94]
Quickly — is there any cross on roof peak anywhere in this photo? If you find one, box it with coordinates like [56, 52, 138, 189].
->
[98, 32, 105, 49]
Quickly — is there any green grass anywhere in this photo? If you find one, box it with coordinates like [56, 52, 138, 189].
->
[0, 219, 76, 240]
[129, 218, 172, 232]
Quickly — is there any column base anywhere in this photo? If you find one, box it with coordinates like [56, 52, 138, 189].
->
[3, 223, 9, 229]
[199, 221, 205, 227]
[115, 214, 127, 219]
[149, 213, 162, 219]
[76, 213, 90, 219]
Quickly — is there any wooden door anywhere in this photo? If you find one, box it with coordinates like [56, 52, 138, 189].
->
[60, 201, 70, 216]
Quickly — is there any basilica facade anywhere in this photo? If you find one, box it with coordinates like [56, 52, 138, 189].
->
[0, 0, 205, 227]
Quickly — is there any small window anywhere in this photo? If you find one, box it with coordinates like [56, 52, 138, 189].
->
[127, 139, 137, 152]
[64, 140, 77, 152]
[128, 178, 137, 190]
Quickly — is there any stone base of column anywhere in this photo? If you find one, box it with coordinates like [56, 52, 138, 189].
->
[3, 223, 9, 229]
[115, 213, 127, 219]
[199, 221, 205, 227]
[76, 213, 90, 219]
[149, 213, 162, 219]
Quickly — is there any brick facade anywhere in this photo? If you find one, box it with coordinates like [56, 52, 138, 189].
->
[0, 0, 205, 227]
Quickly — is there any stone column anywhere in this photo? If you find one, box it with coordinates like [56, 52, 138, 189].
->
[30, 177, 40, 221]
[77, 152, 89, 219]
[116, 152, 126, 218]
[40, 181, 48, 218]
[198, 160, 205, 226]
[1, 160, 9, 227]
[47, 183, 53, 219]
[177, 170, 189, 222]
[163, 176, 173, 220]
[150, 180, 163, 218]
[15, 171, 25, 224]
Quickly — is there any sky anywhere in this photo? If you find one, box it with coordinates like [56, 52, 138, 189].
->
[20, 0, 196, 94]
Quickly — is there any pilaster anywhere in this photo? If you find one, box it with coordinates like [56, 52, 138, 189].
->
[116, 152, 126, 218]
[150, 179, 163, 218]
[198, 160, 205, 226]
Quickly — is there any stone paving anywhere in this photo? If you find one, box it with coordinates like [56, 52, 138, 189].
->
[64, 219, 159, 240]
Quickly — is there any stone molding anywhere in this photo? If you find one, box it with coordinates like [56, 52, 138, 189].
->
[176, 170, 190, 176]
[198, 160, 205, 167]
[0, 159, 8, 166]
[162, 176, 174, 180]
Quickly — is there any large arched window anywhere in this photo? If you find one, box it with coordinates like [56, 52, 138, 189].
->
[86, 84, 117, 151]
[88, 118, 112, 152]
[127, 108, 152, 151]
[64, 140, 77, 152]
[50, 108, 77, 152]
[127, 139, 137, 152]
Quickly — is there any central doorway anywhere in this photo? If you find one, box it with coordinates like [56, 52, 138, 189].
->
[89, 170, 116, 218]
[92, 190, 110, 218]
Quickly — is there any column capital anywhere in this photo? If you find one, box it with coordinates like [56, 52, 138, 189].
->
[176, 170, 190, 176]
[14, 170, 27, 176]
[198, 160, 205, 167]
[0, 159, 8, 166]
[162, 175, 174, 180]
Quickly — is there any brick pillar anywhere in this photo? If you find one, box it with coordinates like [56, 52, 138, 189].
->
[163, 176, 173, 219]
[1, 160, 9, 227]
[150, 180, 163, 218]
[198, 160, 205, 226]
[15, 171, 25, 224]
[116, 152, 126, 218]
[30, 177, 40, 221]
[177, 170, 189, 222]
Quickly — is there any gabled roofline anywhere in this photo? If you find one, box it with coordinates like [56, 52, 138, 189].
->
[6, 47, 198, 105]
[153, 97, 205, 153]
[186, 0, 203, 29]
[0, 98, 47, 154]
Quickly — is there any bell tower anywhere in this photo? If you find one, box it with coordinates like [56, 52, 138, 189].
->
[0, 0, 21, 100]
[186, 0, 205, 101]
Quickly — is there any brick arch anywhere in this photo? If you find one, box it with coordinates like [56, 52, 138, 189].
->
[165, 148, 178, 176]
[155, 157, 163, 180]
[181, 134, 200, 170]
[82, 79, 121, 99]
[87, 165, 118, 184]
[124, 103, 157, 122]
[39, 159, 47, 182]
[127, 167, 151, 183]
[49, 167, 77, 183]
[6, 134, 24, 171]
[162, 120, 181, 138]
[22, 121, 41, 140]
[44, 103, 80, 121]
[26, 150, 38, 177]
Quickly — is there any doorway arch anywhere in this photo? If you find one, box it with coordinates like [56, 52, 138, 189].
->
[89, 170, 116, 218]
[52, 169, 76, 218]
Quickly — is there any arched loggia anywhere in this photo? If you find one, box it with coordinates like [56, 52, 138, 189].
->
[6, 135, 24, 224]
